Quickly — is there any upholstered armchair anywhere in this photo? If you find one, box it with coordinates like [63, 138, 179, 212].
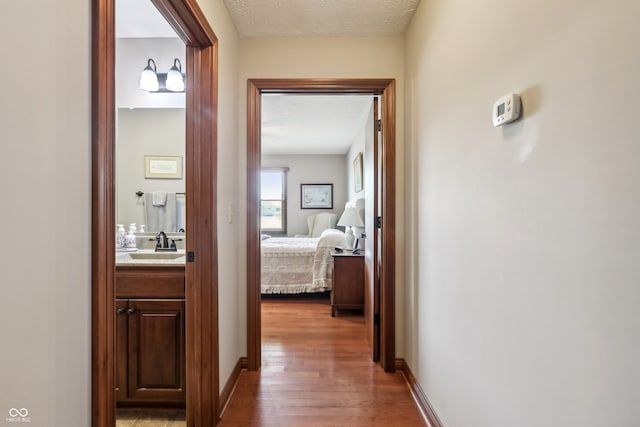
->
[295, 212, 337, 237]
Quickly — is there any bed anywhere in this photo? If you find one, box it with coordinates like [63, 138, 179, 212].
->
[261, 229, 346, 294]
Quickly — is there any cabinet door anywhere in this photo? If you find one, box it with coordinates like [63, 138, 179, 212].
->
[333, 256, 365, 307]
[115, 299, 129, 402]
[127, 299, 185, 402]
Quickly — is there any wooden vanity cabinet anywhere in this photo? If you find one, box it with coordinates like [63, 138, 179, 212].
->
[115, 266, 185, 406]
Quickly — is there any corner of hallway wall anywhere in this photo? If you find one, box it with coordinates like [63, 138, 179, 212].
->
[0, 0, 91, 426]
[404, 0, 640, 426]
[194, 0, 245, 393]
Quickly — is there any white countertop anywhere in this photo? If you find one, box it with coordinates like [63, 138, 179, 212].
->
[115, 249, 186, 267]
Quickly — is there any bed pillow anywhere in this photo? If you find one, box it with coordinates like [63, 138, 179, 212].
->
[261, 233, 271, 240]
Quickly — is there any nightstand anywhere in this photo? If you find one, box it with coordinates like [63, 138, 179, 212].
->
[331, 252, 364, 317]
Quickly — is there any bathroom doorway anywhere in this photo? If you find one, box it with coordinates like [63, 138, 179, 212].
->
[92, 0, 219, 426]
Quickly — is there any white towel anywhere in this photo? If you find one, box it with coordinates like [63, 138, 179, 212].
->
[144, 193, 177, 232]
[152, 191, 168, 207]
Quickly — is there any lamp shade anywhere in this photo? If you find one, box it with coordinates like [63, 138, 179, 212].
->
[337, 207, 364, 227]
[165, 58, 185, 92]
[139, 58, 159, 92]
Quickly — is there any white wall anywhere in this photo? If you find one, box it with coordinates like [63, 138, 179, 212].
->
[346, 103, 372, 203]
[0, 0, 91, 426]
[404, 0, 640, 426]
[239, 36, 406, 353]
[262, 155, 347, 236]
[116, 108, 186, 231]
[0, 2, 241, 424]
[345, 105, 372, 239]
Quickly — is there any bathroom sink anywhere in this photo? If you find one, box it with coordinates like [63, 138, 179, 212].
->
[128, 252, 185, 260]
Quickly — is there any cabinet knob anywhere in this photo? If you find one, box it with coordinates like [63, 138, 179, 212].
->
[116, 307, 126, 315]
[127, 308, 136, 315]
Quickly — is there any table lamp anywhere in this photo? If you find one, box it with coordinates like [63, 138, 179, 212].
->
[337, 207, 364, 250]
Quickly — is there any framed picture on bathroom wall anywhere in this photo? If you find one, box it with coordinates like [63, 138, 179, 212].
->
[144, 155, 183, 179]
[353, 152, 363, 193]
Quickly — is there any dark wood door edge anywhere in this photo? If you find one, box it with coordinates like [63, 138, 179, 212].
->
[92, 0, 219, 426]
[92, 0, 117, 424]
[246, 78, 396, 372]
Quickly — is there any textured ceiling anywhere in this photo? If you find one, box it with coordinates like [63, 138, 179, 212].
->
[223, 0, 421, 37]
[116, 0, 421, 38]
[262, 95, 373, 155]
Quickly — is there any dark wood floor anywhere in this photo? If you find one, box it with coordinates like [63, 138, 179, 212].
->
[218, 294, 426, 427]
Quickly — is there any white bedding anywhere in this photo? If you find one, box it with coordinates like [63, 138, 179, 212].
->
[261, 230, 346, 294]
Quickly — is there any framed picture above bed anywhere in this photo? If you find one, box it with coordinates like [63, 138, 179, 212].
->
[301, 184, 333, 209]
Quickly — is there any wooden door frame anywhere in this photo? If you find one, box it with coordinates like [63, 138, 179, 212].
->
[246, 78, 396, 372]
[92, 0, 219, 426]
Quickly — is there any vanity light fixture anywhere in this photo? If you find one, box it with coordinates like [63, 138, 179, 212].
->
[139, 58, 185, 93]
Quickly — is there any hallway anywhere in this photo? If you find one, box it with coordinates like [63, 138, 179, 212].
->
[218, 295, 426, 426]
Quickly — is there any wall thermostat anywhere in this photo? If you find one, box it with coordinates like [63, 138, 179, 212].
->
[492, 93, 521, 127]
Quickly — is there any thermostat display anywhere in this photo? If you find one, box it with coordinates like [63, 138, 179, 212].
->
[493, 93, 521, 127]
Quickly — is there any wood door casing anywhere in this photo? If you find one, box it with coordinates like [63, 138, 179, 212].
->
[246, 79, 396, 372]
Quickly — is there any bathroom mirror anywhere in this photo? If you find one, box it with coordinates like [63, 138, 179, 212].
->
[115, 0, 186, 245]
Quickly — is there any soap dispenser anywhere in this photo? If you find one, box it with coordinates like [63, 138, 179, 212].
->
[116, 224, 126, 248]
[125, 225, 137, 249]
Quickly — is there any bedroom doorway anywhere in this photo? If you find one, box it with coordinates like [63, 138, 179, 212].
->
[247, 79, 397, 372]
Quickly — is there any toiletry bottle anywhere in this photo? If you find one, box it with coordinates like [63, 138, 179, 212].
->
[126, 226, 137, 249]
[117, 224, 126, 248]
